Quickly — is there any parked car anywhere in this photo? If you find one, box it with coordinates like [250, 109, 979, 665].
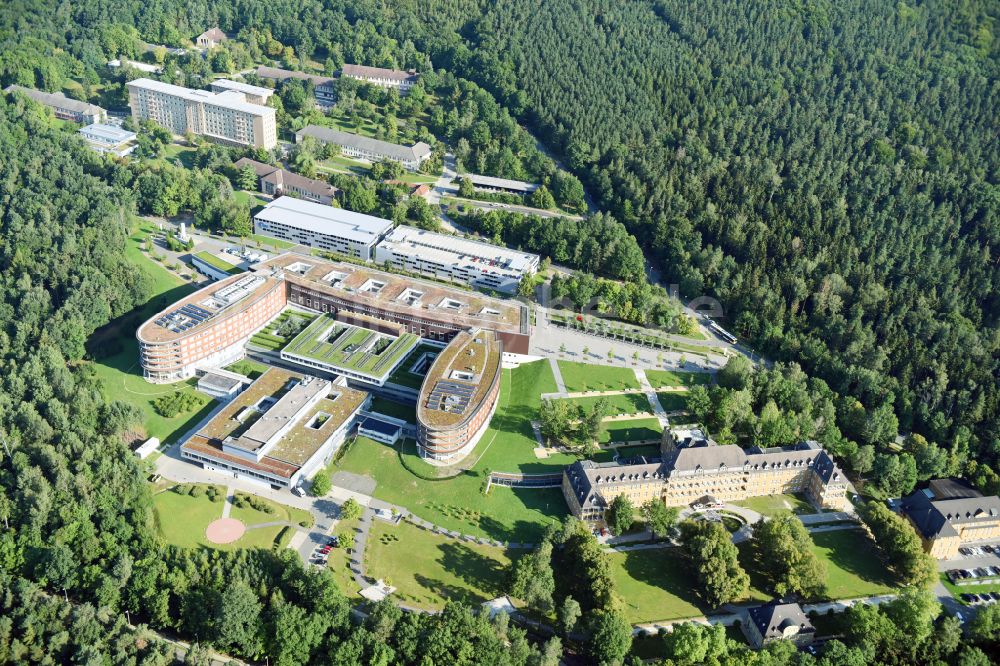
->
[991, 592, 1000, 601]
[960, 547, 973, 556]
[976, 568, 991, 578]
[980, 594, 994, 604]
[989, 566, 1000, 576]
[691, 503, 704, 510]
[961, 593, 978, 604]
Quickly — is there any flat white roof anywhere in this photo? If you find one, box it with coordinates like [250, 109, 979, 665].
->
[127, 78, 274, 117]
[211, 78, 274, 98]
[379, 226, 539, 274]
[108, 59, 161, 73]
[254, 196, 393, 245]
[466, 173, 539, 193]
[80, 123, 137, 143]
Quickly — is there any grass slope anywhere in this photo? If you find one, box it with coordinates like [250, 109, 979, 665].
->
[87, 221, 209, 444]
[558, 360, 640, 392]
[365, 519, 515, 610]
[334, 361, 573, 542]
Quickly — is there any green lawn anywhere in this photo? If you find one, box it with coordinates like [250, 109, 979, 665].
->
[224, 358, 269, 380]
[232, 190, 270, 212]
[327, 515, 362, 600]
[656, 392, 690, 412]
[86, 221, 211, 444]
[396, 171, 438, 185]
[732, 493, 816, 516]
[558, 393, 652, 416]
[645, 369, 713, 388]
[365, 519, 516, 611]
[558, 360, 640, 392]
[333, 361, 574, 542]
[229, 493, 314, 528]
[161, 143, 197, 168]
[808, 529, 896, 599]
[369, 396, 417, 424]
[611, 528, 893, 624]
[249, 233, 296, 250]
[610, 547, 768, 623]
[153, 485, 285, 551]
[600, 418, 663, 444]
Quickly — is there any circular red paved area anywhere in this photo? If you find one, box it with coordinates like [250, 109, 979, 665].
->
[205, 518, 246, 544]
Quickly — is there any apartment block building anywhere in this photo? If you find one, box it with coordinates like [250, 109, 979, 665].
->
[900, 479, 1000, 559]
[126, 78, 277, 148]
[295, 125, 431, 170]
[4, 85, 106, 124]
[252, 196, 392, 260]
[374, 225, 539, 294]
[341, 64, 418, 93]
[563, 430, 850, 525]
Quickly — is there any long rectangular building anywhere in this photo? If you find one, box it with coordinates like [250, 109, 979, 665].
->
[263, 253, 531, 353]
[295, 125, 431, 170]
[374, 226, 539, 294]
[126, 78, 276, 148]
[255, 66, 336, 107]
[252, 196, 392, 260]
[341, 64, 418, 93]
[563, 430, 850, 526]
[4, 85, 106, 124]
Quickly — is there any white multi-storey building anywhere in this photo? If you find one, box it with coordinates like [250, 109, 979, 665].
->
[252, 196, 393, 260]
[126, 78, 277, 148]
[374, 226, 540, 294]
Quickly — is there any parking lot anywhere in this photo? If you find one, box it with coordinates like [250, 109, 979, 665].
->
[307, 533, 341, 568]
[941, 542, 1000, 609]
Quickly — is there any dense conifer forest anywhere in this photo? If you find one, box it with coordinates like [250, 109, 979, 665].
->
[1, 0, 999, 663]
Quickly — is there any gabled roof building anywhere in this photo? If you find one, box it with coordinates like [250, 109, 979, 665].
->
[899, 479, 1000, 559]
[563, 432, 849, 525]
[255, 66, 337, 107]
[4, 85, 106, 124]
[295, 125, 431, 170]
[196, 27, 228, 49]
[234, 158, 338, 205]
[341, 64, 418, 93]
